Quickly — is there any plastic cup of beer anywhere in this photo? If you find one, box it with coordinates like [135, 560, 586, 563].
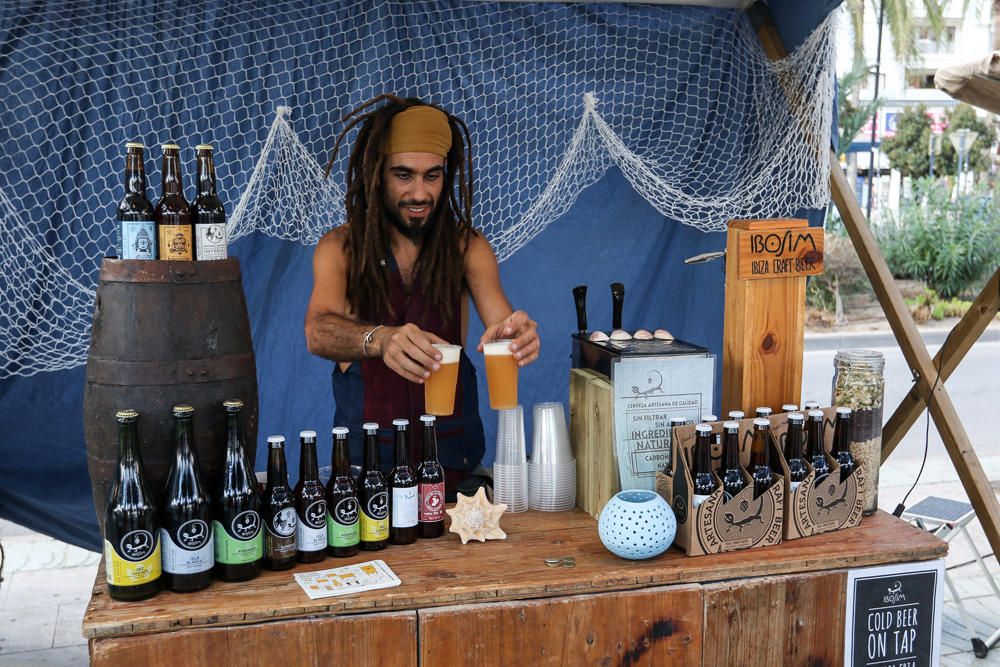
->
[484, 339, 518, 410]
[425, 344, 461, 416]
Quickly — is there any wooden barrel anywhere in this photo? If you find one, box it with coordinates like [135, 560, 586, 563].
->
[83, 259, 259, 534]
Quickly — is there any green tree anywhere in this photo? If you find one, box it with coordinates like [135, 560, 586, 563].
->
[837, 63, 881, 155]
[844, 0, 945, 66]
[881, 103, 993, 178]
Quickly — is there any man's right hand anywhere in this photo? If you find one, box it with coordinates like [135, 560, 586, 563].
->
[374, 323, 447, 384]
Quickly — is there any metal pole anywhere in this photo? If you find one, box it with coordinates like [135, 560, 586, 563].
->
[866, 0, 886, 220]
[929, 133, 935, 178]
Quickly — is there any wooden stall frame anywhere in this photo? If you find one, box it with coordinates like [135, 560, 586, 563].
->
[750, 2, 1000, 562]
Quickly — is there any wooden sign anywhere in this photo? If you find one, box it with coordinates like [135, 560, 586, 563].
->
[737, 225, 824, 280]
[844, 560, 944, 667]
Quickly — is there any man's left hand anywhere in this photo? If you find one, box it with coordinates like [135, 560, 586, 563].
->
[478, 310, 540, 366]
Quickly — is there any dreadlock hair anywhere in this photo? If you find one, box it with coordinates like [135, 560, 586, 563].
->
[324, 94, 475, 326]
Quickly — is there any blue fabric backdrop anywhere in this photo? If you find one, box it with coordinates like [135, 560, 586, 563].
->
[0, 0, 841, 551]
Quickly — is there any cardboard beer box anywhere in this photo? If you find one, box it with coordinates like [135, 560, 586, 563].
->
[656, 417, 783, 556]
[770, 408, 865, 540]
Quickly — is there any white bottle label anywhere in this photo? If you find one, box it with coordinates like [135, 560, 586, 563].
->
[789, 481, 802, 492]
[392, 486, 418, 528]
[160, 521, 213, 575]
[296, 499, 328, 552]
[692, 494, 711, 509]
[195, 223, 227, 260]
[121, 220, 157, 260]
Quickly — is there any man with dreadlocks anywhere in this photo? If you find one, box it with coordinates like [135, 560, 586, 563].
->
[305, 95, 540, 494]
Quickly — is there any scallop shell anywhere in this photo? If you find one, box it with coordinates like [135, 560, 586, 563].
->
[633, 329, 653, 340]
[610, 329, 632, 341]
[653, 329, 674, 341]
[589, 330, 610, 342]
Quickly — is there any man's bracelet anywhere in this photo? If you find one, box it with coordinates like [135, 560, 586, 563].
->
[362, 325, 384, 357]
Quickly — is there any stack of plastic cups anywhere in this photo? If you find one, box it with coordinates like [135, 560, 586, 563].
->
[528, 402, 576, 511]
[493, 405, 528, 512]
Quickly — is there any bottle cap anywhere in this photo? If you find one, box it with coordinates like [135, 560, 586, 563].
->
[804, 400, 821, 409]
[420, 415, 436, 424]
[125, 141, 144, 149]
[782, 404, 799, 412]
[753, 418, 770, 427]
[392, 418, 410, 428]
[787, 412, 805, 422]
[300, 430, 317, 440]
[172, 404, 194, 417]
[669, 417, 688, 425]
[161, 143, 180, 150]
[267, 435, 285, 446]
[701, 414, 717, 423]
[363, 422, 379, 432]
[195, 143, 213, 151]
[808, 409, 824, 419]
[115, 408, 139, 422]
[223, 399, 243, 411]
[728, 411, 745, 419]
[332, 426, 349, 437]
[755, 407, 772, 416]
[723, 421, 739, 430]
[695, 424, 713, 434]
[836, 406, 853, 416]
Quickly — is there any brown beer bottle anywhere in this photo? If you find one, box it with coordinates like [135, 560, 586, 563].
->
[389, 419, 418, 545]
[191, 144, 227, 260]
[359, 423, 389, 551]
[326, 427, 359, 557]
[806, 409, 831, 484]
[719, 421, 747, 502]
[784, 413, 808, 490]
[749, 418, 774, 499]
[155, 143, 193, 260]
[263, 436, 296, 570]
[417, 415, 445, 538]
[691, 424, 718, 507]
[104, 409, 161, 601]
[117, 142, 156, 260]
[160, 405, 212, 593]
[213, 400, 262, 582]
[295, 430, 327, 563]
[832, 407, 855, 482]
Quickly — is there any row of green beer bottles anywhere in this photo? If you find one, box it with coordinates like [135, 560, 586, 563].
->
[116, 142, 227, 262]
[104, 402, 446, 602]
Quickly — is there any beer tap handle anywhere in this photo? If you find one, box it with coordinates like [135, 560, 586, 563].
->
[610, 282, 625, 331]
[572, 285, 588, 334]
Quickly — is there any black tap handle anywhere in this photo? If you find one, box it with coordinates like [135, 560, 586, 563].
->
[572, 285, 588, 334]
[610, 282, 625, 331]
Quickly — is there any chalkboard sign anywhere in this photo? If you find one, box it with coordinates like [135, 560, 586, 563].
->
[844, 560, 944, 667]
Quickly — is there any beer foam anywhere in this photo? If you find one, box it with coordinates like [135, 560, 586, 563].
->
[432, 343, 461, 364]
[483, 340, 513, 356]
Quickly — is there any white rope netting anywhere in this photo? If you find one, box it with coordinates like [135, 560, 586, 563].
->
[0, 1, 835, 379]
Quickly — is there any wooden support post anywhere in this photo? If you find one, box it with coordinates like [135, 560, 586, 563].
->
[882, 267, 1000, 459]
[750, 2, 1000, 562]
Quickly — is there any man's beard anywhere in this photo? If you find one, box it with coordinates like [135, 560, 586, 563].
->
[386, 201, 435, 241]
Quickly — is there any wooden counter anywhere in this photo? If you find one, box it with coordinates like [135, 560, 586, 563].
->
[83, 510, 945, 666]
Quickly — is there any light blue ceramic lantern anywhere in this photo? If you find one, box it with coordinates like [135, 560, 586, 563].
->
[598, 490, 676, 560]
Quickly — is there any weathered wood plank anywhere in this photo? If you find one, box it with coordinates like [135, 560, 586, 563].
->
[89, 611, 417, 667]
[703, 572, 846, 667]
[419, 585, 703, 666]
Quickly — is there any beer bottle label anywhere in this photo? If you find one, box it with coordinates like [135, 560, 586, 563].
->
[327, 497, 360, 547]
[789, 481, 802, 492]
[297, 499, 328, 552]
[266, 508, 297, 559]
[104, 531, 161, 587]
[419, 482, 445, 522]
[212, 512, 263, 565]
[160, 520, 213, 575]
[194, 223, 227, 260]
[391, 486, 418, 528]
[158, 225, 194, 260]
[360, 491, 389, 541]
[692, 494, 711, 509]
[120, 221, 157, 260]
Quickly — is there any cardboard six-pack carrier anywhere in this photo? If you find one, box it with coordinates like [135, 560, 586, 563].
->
[657, 407, 865, 557]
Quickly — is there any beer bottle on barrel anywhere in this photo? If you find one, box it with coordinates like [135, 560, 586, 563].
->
[784, 413, 808, 491]
[832, 407, 856, 482]
[116, 142, 156, 260]
[806, 409, 831, 485]
[191, 144, 228, 260]
[295, 430, 327, 563]
[719, 421, 746, 502]
[155, 143, 193, 260]
[749, 418, 774, 499]
[389, 419, 418, 545]
[359, 423, 389, 551]
[263, 436, 296, 570]
[326, 427, 359, 557]
[105, 409, 161, 601]
[417, 415, 445, 538]
[161, 405, 212, 592]
[691, 424, 718, 507]
[213, 399, 262, 581]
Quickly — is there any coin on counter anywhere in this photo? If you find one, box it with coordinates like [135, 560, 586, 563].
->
[544, 558, 561, 567]
[561, 557, 576, 568]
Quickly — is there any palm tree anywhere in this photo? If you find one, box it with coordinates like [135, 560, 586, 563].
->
[844, 0, 946, 68]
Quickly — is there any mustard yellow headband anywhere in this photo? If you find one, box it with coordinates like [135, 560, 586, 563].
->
[384, 105, 452, 156]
